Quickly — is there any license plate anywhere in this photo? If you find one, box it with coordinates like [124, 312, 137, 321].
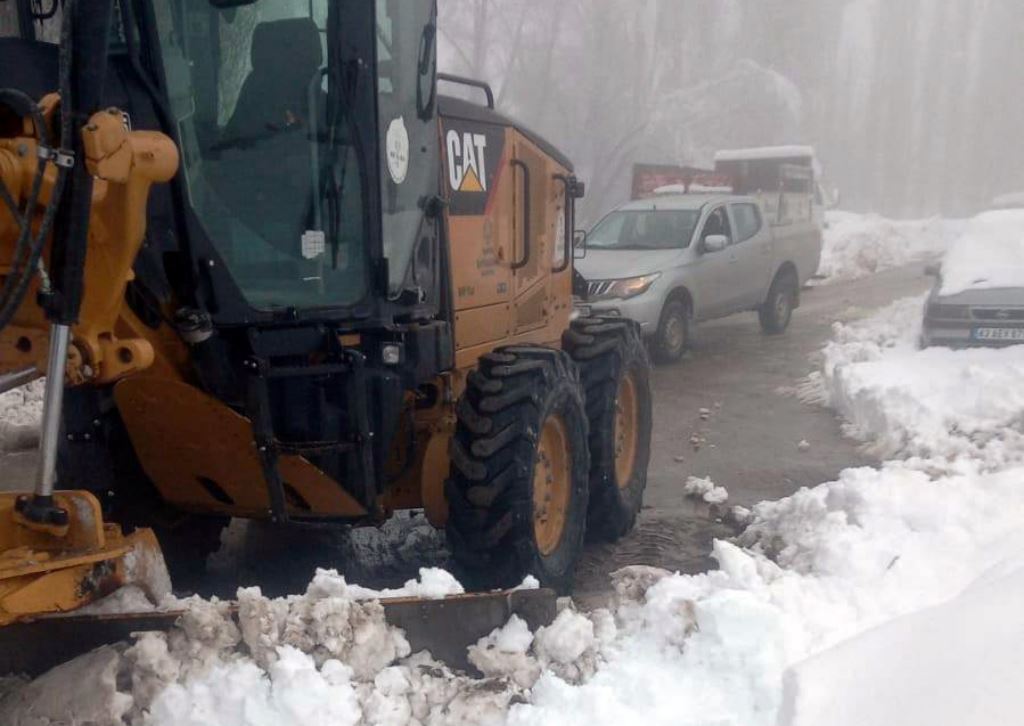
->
[973, 327, 1024, 341]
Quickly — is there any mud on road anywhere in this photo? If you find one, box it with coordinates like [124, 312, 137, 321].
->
[0, 266, 931, 604]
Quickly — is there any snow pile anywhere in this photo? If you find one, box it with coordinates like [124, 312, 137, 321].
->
[815, 211, 962, 283]
[0, 569, 613, 726]
[938, 209, 1024, 296]
[809, 295, 1024, 468]
[781, 561, 1024, 726]
[0, 378, 43, 452]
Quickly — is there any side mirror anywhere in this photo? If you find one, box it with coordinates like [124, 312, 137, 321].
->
[573, 230, 587, 259]
[829, 188, 842, 210]
[924, 262, 941, 278]
[702, 234, 729, 253]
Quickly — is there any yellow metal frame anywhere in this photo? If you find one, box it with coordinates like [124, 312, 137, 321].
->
[0, 491, 162, 625]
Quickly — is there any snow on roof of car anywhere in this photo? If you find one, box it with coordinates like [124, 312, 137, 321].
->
[989, 192, 1024, 210]
[714, 145, 816, 162]
[619, 193, 734, 211]
[940, 209, 1024, 296]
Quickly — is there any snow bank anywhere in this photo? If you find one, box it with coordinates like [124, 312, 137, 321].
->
[816, 211, 962, 283]
[781, 560, 1024, 726]
[808, 295, 1024, 468]
[939, 209, 1024, 296]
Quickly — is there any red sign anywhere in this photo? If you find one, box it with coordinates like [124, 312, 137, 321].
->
[630, 164, 734, 199]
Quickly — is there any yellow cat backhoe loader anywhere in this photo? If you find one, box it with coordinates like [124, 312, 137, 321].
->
[0, 0, 652, 662]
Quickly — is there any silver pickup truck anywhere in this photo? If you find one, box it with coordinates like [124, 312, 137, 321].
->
[576, 192, 822, 363]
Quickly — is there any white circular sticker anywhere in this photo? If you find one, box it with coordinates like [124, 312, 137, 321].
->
[386, 116, 410, 185]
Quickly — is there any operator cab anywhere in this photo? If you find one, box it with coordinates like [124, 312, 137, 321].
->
[153, 0, 440, 318]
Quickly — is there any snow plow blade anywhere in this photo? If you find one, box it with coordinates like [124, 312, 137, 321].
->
[0, 587, 556, 676]
[0, 491, 169, 627]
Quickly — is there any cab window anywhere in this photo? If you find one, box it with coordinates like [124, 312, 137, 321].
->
[731, 203, 762, 242]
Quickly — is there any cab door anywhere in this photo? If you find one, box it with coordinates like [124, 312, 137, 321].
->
[690, 205, 737, 320]
[510, 135, 557, 335]
[442, 117, 514, 362]
[729, 201, 774, 308]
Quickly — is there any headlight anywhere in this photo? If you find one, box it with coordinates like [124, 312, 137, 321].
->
[592, 273, 661, 301]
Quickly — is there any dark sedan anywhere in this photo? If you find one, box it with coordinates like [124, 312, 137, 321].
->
[922, 281, 1024, 348]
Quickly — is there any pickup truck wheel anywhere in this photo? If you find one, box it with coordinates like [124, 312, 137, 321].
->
[652, 298, 690, 364]
[446, 347, 590, 593]
[759, 271, 797, 334]
[563, 318, 652, 542]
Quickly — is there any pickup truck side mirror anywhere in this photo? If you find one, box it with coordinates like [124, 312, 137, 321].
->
[573, 229, 587, 259]
[702, 234, 729, 253]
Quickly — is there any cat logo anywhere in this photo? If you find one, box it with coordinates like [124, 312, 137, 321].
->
[446, 130, 489, 193]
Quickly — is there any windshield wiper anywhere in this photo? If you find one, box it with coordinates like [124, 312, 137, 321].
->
[321, 58, 364, 271]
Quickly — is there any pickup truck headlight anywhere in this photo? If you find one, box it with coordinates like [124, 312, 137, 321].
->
[592, 273, 661, 301]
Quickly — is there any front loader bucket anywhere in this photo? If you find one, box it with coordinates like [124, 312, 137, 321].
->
[0, 491, 168, 626]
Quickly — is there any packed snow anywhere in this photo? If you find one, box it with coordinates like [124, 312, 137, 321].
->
[815, 211, 962, 283]
[683, 475, 729, 505]
[4, 241, 1024, 726]
[938, 209, 1024, 296]
[781, 562, 1024, 726]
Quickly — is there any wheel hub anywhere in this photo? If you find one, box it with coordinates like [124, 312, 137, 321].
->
[613, 372, 639, 489]
[533, 414, 571, 556]
[776, 290, 791, 322]
[664, 316, 685, 352]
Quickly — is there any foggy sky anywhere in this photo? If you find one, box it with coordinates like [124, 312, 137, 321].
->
[439, 0, 1024, 222]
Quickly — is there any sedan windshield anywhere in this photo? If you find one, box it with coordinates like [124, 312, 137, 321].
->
[588, 210, 700, 250]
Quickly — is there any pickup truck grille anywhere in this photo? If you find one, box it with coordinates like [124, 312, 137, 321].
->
[587, 280, 615, 298]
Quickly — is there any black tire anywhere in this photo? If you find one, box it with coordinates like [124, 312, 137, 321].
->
[759, 269, 797, 334]
[563, 317, 653, 541]
[446, 347, 590, 593]
[652, 298, 690, 364]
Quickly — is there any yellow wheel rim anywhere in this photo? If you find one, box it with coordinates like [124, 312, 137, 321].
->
[533, 414, 571, 556]
[613, 372, 639, 489]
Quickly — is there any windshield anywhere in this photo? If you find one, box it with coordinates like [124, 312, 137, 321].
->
[154, 0, 438, 311]
[588, 209, 700, 250]
[155, 0, 364, 310]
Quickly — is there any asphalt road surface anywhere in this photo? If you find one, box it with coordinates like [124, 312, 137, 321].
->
[0, 265, 932, 603]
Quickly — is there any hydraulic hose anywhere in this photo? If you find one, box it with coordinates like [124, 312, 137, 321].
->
[0, 3, 74, 332]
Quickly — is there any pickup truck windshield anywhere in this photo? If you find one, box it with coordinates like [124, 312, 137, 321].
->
[589, 210, 700, 250]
